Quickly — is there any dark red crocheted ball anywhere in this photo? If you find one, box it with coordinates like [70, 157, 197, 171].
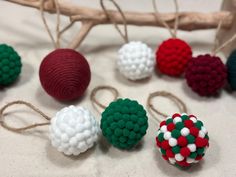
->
[156, 38, 192, 76]
[185, 54, 227, 96]
[39, 49, 91, 101]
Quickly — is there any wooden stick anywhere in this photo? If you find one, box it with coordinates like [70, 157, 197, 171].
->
[6, 0, 235, 49]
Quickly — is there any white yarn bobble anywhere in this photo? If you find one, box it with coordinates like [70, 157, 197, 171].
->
[49, 106, 100, 156]
[117, 41, 155, 80]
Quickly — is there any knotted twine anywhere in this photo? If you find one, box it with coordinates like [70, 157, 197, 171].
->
[147, 91, 187, 123]
[90, 85, 119, 114]
[0, 100, 51, 132]
[100, 0, 129, 43]
[152, 0, 179, 38]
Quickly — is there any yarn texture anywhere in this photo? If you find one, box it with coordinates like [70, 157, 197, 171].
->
[156, 113, 209, 167]
[39, 49, 91, 101]
[117, 41, 154, 80]
[101, 98, 148, 149]
[49, 105, 100, 156]
[226, 50, 236, 90]
[156, 38, 192, 77]
[185, 54, 227, 96]
[0, 44, 22, 85]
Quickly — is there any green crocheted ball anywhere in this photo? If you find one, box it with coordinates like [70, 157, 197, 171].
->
[0, 44, 22, 85]
[101, 98, 148, 149]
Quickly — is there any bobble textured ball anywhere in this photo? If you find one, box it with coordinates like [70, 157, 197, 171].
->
[156, 38, 192, 77]
[117, 41, 155, 80]
[156, 113, 209, 167]
[101, 98, 148, 149]
[49, 105, 100, 156]
[0, 44, 22, 85]
[185, 54, 227, 96]
[226, 50, 236, 90]
[39, 49, 91, 101]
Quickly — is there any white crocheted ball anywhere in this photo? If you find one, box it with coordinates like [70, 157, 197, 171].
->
[117, 41, 155, 80]
[49, 105, 100, 156]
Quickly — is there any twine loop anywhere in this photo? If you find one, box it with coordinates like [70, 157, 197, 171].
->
[147, 91, 187, 122]
[40, 0, 75, 49]
[212, 20, 236, 55]
[40, 0, 61, 48]
[100, 0, 129, 43]
[0, 101, 51, 132]
[90, 85, 119, 113]
[152, 0, 179, 38]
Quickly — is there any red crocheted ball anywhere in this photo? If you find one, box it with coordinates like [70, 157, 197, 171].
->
[156, 38, 192, 76]
[185, 54, 227, 96]
[39, 49, 91, 101]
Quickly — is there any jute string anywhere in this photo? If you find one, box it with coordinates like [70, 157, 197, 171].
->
[0, 101, 51, 132]
[40, 0, 74, 48]
[147, 91, 187, 123]
[100, 0, 129, 43]
[90, 85, 119, 114]
[152, 0, 179, 38]
[212, 20, 236, 55]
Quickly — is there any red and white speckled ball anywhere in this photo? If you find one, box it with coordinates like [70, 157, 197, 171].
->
[156, 38, 192, 77]
[156, 113, 209, 167]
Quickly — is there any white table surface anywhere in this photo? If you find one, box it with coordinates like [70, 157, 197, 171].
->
[1, 0, 236, 177]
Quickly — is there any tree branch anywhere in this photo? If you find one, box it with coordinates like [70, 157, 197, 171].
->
[6, 0, 235, 49]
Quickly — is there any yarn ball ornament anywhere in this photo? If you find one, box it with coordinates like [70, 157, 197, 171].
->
[226, 50, 236, 90]
[155, 38, 192, 77]
[185, 54, 227, 96]
[0, 44, 22, 85]
[49, 105, 100, 156]
[117, 41, 155, 80]
[39, 49, 91, 101]
[156, 113, 209, 167]
[100, 98, 148, 149]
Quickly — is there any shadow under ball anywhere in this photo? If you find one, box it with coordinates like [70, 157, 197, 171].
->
[39, 49, 91, 101]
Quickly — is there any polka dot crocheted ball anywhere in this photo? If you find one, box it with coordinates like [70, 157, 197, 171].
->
[49, 106, 100, 156]
[0, 44, 22, 85]
[101, 98, 148, 149]
[185, 54, 227, 96]
[156, 38, 192, 77]
[117, 41, 154, 80]
[156, 113, 209, 167]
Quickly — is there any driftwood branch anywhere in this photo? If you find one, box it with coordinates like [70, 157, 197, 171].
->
[6, 0, 235, 49]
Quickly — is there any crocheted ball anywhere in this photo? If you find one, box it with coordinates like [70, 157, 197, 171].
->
[156, 113, 209, 167]
[39, 49, 91, 101]
[0, 44, 22, 85]
[101, 98, 148, 149]
[117, 41, 154, 80]
[226, 50, 236, 90]
[155, 38, 192, 76]
[49, 105, 100, 156]
[185, 54, 227, 96]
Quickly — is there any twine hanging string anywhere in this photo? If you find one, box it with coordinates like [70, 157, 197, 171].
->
[212, 20, 236, 56]
[0, 101, 51, 132]
[40, 0, 75, 48]
[40, 0, 60, 48]
[147, 91, 187, 123]
[100, 0, 129, 43]
[152, 0, 179, 38]
[90, 85, 119, 114]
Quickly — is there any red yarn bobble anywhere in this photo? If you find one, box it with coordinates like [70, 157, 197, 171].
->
[185, 54, 227, 96]
[156, 38, 192, 77]
[39, 49, 91, 101]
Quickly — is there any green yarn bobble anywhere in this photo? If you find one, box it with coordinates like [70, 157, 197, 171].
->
[101, 98, 148, 149]
[0, 44, 22, 85]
